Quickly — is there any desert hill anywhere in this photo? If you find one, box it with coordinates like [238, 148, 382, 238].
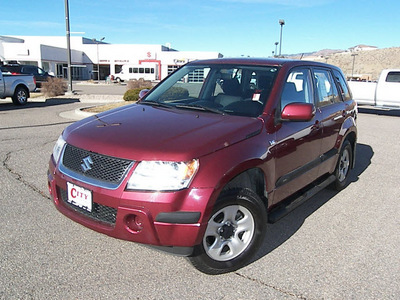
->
[288, 46, 400, 81]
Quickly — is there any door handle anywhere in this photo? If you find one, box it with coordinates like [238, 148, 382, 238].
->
[311, 120, 321, 130]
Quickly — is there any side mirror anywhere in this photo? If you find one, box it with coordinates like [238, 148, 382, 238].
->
[139, 89, 150, 99]
[281, 102, 315, 121]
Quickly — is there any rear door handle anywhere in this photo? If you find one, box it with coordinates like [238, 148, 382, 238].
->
[334, 110, 347, 121]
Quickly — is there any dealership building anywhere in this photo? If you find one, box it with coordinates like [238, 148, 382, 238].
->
[0, 35, 222, 81]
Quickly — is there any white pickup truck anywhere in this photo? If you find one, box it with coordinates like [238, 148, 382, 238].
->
[348, 69, 400, 108]
[0, 69, 36, 105]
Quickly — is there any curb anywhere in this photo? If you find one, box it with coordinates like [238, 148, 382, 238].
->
[75, 107, 96, 118]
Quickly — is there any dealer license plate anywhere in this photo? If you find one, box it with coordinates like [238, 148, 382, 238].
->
[67, 182, 92, 212]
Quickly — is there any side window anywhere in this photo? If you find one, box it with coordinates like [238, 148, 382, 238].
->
[23, 66, 37, 75]
[37, 68, 46, 75]
[386, 71, 400, 83]
[314, 69, 340, 106]
[281, 68, 313, 110]
[333, 69, 351, 101]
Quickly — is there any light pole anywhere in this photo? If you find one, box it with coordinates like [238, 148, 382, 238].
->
[279, 19, 285, 57]
[274, 42, 279, 57]
[64, 0, 73, 94]
[93, 37, 105, 81]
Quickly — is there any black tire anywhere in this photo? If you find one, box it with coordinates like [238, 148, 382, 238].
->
[188, 188, 267, 275]
[331, 140, 353, 191]
[12, 86, 29, 105]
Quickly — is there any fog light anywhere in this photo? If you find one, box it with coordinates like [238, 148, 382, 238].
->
[125, 214, 143, 233]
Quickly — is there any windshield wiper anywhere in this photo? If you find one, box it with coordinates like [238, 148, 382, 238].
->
[175, 104, 225, 115]
[141, 100, 173, 109]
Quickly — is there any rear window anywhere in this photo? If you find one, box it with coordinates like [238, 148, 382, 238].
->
[1, 66, 20, 73]
[386, 72, 400, 83]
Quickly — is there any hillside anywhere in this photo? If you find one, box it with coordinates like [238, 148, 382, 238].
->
[289, 47, 400, 80]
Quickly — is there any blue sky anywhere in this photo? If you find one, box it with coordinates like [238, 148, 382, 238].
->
[1, 0, 399, 57]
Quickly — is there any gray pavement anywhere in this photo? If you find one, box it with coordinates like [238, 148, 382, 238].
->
[0, 95, 399, 299]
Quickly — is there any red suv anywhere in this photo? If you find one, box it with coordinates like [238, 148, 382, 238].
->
[48, 58, 357, 274]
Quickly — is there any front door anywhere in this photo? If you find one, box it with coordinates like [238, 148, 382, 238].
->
[272, 67, 322, 204]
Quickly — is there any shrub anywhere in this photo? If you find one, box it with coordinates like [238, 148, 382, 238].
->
[159, 87, 189, 101]
[127, 78, 153, 90]
[41, 77, 67, 97]
[123, 87, 152, 101]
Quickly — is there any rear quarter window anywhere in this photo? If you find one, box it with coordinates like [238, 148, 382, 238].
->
[333, 69, 351, 101]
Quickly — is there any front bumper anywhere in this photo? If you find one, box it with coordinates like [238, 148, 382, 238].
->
[48, 158, 214, 254]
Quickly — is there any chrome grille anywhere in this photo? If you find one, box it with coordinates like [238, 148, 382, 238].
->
[59, 188, 117, 226]
[60, 144, 133, 189]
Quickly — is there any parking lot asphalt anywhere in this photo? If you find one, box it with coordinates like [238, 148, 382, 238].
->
[0, 95, 399, 299]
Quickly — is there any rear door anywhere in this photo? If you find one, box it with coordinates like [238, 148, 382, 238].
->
[313, 68, 346, 176]
[272, 67, 322, 203]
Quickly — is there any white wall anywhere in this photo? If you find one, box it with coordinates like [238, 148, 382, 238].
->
[0, 35, 222, 80]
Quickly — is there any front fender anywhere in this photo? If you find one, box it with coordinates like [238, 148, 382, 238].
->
[191, 130, 274, 221]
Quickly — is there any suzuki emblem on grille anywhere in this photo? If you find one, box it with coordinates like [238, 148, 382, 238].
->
[81, 156, 94, 172]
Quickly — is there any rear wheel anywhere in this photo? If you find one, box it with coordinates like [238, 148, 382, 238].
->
[332, 140, 353, 191]
[12, 86, 29, 105]
[188, 188, 267, 274]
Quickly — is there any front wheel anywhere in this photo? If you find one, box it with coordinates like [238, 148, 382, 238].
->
[188, 189, 267, 275]
[12, 86, 29, 105]
[331, 140, 353, 191]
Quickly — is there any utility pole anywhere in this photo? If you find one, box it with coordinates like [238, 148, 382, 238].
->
[351, 53, 358, 79]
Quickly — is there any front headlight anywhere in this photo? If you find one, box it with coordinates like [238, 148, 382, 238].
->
[52, 135, 66, 164]
[126, 159, 199, 191]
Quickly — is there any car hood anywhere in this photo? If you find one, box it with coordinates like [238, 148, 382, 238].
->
[64, 104, 264, 161]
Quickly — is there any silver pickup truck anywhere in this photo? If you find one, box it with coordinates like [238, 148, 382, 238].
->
[0, 69, 36, 105]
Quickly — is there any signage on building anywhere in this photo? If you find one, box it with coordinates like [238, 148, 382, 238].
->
[174, 59, 187, 64]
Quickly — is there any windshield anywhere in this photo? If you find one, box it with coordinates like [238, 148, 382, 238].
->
[142, 64, 278, 117]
